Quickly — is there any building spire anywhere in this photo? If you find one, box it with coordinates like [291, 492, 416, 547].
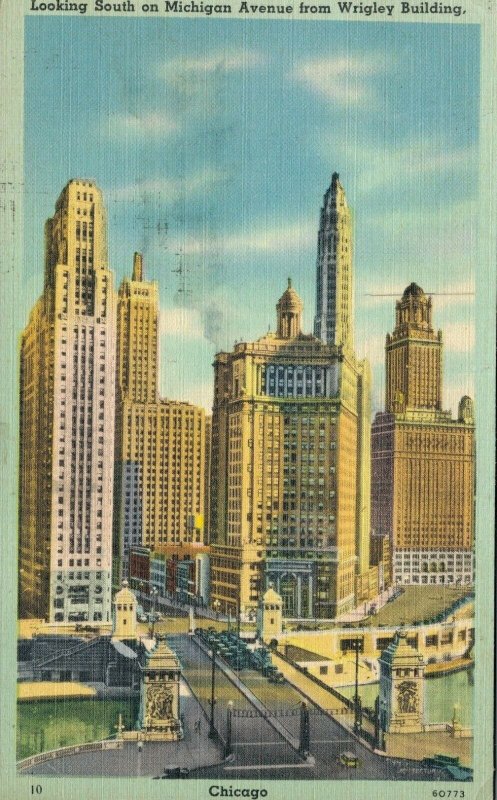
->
[276, 279, 303, 339]
[313, 173, 354, 350]
[132, 252, 143, 282]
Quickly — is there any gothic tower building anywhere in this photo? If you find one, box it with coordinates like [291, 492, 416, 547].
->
[371, 284, 475, 586]
[314, 172, 354, 351]
[19, 180, 117, 623]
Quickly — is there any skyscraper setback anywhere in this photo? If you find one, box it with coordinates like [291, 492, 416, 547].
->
[371, 284, 475, 586]
[113, 253, 206, 582]
[19, 180, 116, 623]
[19, 182, 207, 621]
[210, 175, 373, 618]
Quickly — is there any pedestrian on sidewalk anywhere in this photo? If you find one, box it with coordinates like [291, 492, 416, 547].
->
[137, 740, 143, 753]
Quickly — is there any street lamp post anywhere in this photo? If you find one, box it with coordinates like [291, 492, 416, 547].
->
[299, 702, 310, 757]
[352, 638, 362, 733]
[225, 701, 234, 757]
[149, 586, 158, 639]
[208, 644, 217, 738]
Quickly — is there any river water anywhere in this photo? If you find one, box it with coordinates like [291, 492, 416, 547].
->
[340, 668, 473, 725]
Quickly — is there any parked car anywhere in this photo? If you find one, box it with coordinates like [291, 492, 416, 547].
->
[339, 752, 359, 768]
[268, 671, 285, 684]
[157, 766, 190, 779]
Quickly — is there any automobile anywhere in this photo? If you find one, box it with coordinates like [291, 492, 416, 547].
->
[156, 766, 190, 779]
[268, 671, 285, 684]
[137, 613, 148, 622]
[339, 752, 359, 768]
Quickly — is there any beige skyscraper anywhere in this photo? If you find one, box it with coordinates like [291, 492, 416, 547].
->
[210, 175, 372, 619]
[371, 284, 475, 586]
[19, 180, 116, 623]
[116, 252, 159, 405]
[114, 255, 206, 581]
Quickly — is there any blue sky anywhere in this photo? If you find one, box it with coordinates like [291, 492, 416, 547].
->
[24, 18, 479, 413]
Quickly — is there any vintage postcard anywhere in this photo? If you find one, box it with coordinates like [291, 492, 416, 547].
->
[0, 1, 495, 799]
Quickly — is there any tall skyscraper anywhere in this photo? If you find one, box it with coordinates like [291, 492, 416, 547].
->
[113, 255, 206, 581]
[371, 284, 475, 586]
[116, 252, 159, 405]
[314, 172, 353, 351]
[19, 180, 116, 624]
[210, 175, 372, 619]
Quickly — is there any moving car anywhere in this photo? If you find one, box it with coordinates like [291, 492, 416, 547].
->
[339, 752, 359, 768]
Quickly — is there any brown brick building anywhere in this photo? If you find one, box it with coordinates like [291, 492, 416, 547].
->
[371, 284, 475, 586]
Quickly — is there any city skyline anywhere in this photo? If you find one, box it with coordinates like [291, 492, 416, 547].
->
[5, 3, 493, 789]
[23, 18, 478, 415]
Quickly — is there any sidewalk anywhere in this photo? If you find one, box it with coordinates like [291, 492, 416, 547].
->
[270, 651, 352, 717]
[335, 587, 394, 623]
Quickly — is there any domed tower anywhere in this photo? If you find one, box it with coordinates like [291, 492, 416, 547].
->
[112, 580, 137, 640]
[257, 583, 283, 641]
[385, 283, 443, 414]
[276, 279, 303, 339]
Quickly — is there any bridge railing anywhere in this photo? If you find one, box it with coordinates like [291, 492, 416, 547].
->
[17, 738, 123, 771]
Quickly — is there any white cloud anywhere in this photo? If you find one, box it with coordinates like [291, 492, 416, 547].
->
[356, 141, 478, 194]
[177, 218, 316, 257]
[293, 54, 387, 106]
[160, 307, 205, 341]
[443, 321, 475, 354]
[159, 372, 214, 413]
[104, 111, 178, 138]
[356, 332, 386, 367]
[179, 380, 214, 413]
[185, 380, 214, 413]
[428, 280, 475, 312]
[443, 376, 475, 418]
[318, 136, 478, 196]
[108, 167, 226, 203]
